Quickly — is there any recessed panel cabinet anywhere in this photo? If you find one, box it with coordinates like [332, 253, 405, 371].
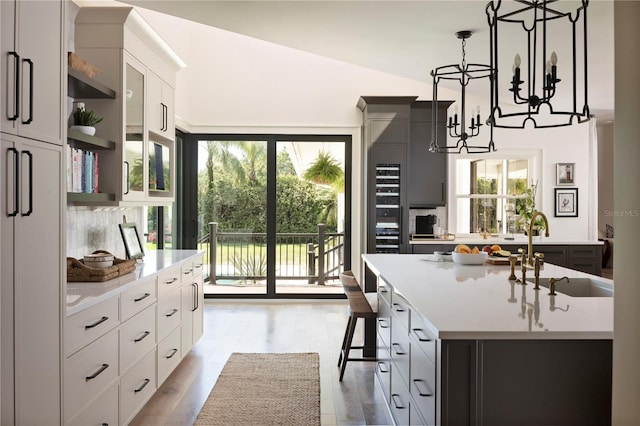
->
[148, 71, 175, 138]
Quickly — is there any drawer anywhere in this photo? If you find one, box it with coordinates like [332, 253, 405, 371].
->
[410, 344, 437, 425]
[569, 245, 599, 258]
[121, 276, 157, 321]
[65, 328, 119, 422]
[378, 278, 392, 307]
[120, 349, 157, 425]
[181, 260, 195, 283]
[535, 245, 569, 266]
[66, 296, 119, 356]
[68, 383, 119, 426]
[377, 315, 391, 350]
[157, 325, 182, 385]
[376, 344, 391, 403]
[120, 304, 157, 374]
[391, 291, 410, 331]
[391, 314, 410, 385]
[390, 371, 410, 426]
[157, 264, 182, 298]
[568, 259, 599, 275]
[157, 287, 182, 340]
[192, 255, 205, 277]
[410, 310, 437, 364]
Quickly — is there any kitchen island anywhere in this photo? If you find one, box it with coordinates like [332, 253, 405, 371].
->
[363, 253, 613, 425]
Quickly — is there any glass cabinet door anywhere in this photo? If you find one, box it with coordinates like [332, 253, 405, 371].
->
[124, 60, 145, 199]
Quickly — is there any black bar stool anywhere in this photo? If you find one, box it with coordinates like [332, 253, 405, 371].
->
[337, 271, 378, 381]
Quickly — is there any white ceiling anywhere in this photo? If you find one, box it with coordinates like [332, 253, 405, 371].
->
[120, 0, 615, 122]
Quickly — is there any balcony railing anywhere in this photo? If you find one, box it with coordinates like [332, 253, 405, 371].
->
[197, 222, 344, 285]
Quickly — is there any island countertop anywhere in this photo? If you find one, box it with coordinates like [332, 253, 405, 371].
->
[362, 253, 613, 340]
[409, 234, 604, 245]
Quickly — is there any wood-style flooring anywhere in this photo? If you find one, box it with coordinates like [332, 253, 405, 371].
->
[129, 300, 391, 426]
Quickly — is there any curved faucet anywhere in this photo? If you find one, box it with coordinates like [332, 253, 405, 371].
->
[526, 211, 550, 266]
[548, 276, 570, 296]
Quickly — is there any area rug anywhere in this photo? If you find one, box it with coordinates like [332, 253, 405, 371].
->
[194, 352, 320, 426]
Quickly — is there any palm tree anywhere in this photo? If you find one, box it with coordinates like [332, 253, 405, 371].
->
[303, 151, 344, 230]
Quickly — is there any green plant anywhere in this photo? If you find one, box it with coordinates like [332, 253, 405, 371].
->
[516, 181, 546, 233]
[73, 106, 102, 127]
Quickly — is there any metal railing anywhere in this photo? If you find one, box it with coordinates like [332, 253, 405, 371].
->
[198, 222, 344, 285]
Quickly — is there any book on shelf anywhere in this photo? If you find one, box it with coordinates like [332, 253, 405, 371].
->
[68, 147, 100, 194]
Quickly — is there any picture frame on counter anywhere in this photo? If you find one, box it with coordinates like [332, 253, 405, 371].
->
[556, 162, 575, 185]
[555, 187, 578, 217]
[119, 222, 145, 260]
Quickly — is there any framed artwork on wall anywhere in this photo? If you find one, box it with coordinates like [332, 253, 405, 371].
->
[554, 188, 578, 217]
[556, 162, 575, 185]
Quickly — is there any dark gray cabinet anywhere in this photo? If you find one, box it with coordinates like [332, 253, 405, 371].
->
[409, 102, 450, 208]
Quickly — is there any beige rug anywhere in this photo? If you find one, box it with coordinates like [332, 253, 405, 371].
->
[195, 352, 320, 426]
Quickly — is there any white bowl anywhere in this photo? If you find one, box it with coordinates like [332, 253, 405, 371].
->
[434, 251, 453, 262]
[451, 252, 488, 265]
[84, 253, 114, 268]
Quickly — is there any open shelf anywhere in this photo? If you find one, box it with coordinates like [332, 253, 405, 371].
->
[68, 68, 116, 99]
[68, 128, 116, 150]
[67, 192, 116, 204]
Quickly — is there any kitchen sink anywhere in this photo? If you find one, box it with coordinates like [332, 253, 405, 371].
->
[527, 278, 613, 297]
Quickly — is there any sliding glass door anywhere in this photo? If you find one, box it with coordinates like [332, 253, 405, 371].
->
[186, 134, 350, 298]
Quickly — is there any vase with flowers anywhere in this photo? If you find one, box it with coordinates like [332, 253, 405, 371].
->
[516, 181, 546, 235]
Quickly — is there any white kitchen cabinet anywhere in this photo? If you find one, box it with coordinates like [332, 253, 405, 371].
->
[1, 134, 63, 425]
[148, 70, 175, 138]
[1, 0, 64, 145]
[71, 6, 184, 207]
[181, 256, 205, 355]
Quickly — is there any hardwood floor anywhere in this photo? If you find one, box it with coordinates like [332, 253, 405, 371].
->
[130, 300, 392, 426]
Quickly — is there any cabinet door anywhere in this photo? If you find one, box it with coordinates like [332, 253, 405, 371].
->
[409, 110, 447, 207]
[123, 58, 146, 201]
[1, 0, 64, 145]
[181, 283, 194, 355]
[1, 135, 63, 425]
[192, 273, 205, 344]
[148, 71, 175, 137]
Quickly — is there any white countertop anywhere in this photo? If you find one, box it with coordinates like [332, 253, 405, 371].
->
[67, 249, 203, 316]
[362, 253, 613, 340]
[410, 234, 604, 245]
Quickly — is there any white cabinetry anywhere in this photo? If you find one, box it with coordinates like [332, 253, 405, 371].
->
[181, 256, 205, 354]
[65, 251, 204, 425]
[71, 6, 185, 206]
[1, 0, 64, 145]
[1, 135, 63, 425]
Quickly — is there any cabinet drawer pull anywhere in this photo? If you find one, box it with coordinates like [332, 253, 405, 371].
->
[134, 331, 151, 343]
[379, 287, 388, 293]
[102, 423, 108, 426]
[85, 363, 109, 381]
[21, 151, 33, 216]
[6, 147, 19, 216]
[378, 319, 390, 329]
[194, 264, 202, 269]
[391, 394, 406, 409]
[134, 378, 151, 393]
[85, 316, 109, 329]
[21, 58, 33, 125]
[165, 348, 178, 359]
[166, 308, 179, 317]
[392, 343, 406, 355]
[8, 52, 20, 121]
[392, 303, 405, 312]
[377, 362, 389, 373]
[183, 269, 193, 275]
[164, 278, 178, 284]
[413, 379, 434, 397]
[412, 328, 432, 342]
[134, 292, 151, 302]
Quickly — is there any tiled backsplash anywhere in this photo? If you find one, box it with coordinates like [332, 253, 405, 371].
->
[409, 207, 447, 234]
[67, 206, 144, 259]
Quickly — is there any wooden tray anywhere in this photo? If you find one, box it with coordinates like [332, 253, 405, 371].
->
[486, 256, 544, 266]
[67, 250, 136, 282]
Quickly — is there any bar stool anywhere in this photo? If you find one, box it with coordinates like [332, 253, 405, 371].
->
[337, 271, 378, 381]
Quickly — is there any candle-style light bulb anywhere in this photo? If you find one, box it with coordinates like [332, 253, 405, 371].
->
[514, 54, 521, 68]
[546, 60, 552, 75]
[550, 51, 558, 65]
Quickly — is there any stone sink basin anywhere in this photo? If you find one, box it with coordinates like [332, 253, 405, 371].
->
[527, 277, 614, 298]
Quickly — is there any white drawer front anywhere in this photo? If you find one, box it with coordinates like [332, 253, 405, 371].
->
[157, 325, 182, 386]
[157, 287, 182, 341]
[65, 328, 119, 422]
[120, 349, 157, 425]
[66, 296, 119, 357]
[121, 277, 157, 321]
[120, 304, 157, 374]
[157, 264, 182, 298]
[192, 255, 204, 277]
[181, 260, 194, 283]
[68, 383, 119, 426]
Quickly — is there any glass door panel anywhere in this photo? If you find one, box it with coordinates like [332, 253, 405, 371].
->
[124, 62, 145, 199]
[197, 140, 267, 295]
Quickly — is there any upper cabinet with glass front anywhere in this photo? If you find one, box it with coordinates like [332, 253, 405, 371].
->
[71, 6, 185, 206]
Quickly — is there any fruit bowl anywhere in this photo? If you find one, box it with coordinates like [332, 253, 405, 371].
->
[451, 252, 488, 265]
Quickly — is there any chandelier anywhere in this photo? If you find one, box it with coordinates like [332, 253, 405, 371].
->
[486, 0, 591, 129]
[429, 31, 495, 154]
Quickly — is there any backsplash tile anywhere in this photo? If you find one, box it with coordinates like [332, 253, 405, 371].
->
[67, 206, 144, 259]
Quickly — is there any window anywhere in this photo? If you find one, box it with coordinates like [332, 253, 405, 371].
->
[455, 157, 534, 234]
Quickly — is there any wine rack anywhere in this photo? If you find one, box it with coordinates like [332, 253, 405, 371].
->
[375, 163, 402, 253]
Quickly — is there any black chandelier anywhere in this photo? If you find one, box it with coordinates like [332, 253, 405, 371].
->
[429, 31, 495, 154]
[486, 0, 591, 129]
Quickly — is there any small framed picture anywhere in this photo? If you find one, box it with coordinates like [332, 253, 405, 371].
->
[554, 188, 578, 217]
[119, 222, 145, 260]
[556, 163, 575, 185]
